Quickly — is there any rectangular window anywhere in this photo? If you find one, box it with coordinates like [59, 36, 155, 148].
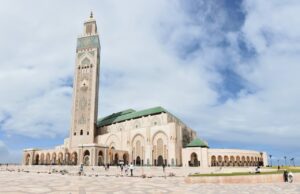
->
[86, 24, 92, 34]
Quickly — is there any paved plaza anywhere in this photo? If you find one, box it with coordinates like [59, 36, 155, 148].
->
[0, 166, 300, 194]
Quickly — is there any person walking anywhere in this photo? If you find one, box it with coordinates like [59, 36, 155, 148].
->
[283, 170, 288, 182]
[162, 163, 166, 173]
[120, 164, 124, 175]
[79, 164, 84, 176]
[288, 171, 294, 183]
[129, 163, 134, 177]
[124, 164, 129, 176]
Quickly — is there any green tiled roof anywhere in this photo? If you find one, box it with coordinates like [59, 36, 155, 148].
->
[97, 106, 168, 127]
[186, 138, 209, 148]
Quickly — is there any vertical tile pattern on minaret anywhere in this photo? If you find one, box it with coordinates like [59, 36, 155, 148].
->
[70, 15, 100, 148]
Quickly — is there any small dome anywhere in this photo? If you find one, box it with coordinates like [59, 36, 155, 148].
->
[186, 138, 209, 148]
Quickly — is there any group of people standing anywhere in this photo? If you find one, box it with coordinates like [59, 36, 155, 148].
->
[119, 163, 135, 176]
[283, 169, 294, 183]
[79, 162, 167, 177]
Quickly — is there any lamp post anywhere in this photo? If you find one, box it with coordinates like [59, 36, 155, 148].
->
[81, 144, 84, 165]
[284, 156, 287, 167]
[290, 158, 295, 167]
[269, 155, 272, 167]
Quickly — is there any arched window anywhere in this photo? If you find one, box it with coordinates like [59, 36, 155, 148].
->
[98, 151, 103, 166]
[71, 152, 78, 165]
[156, 138, 164, 166]
[25, 154, 31, 165]
[211, 155, 217, 166]
[190, 153, 199, 167]
[83, 150, 90, 166]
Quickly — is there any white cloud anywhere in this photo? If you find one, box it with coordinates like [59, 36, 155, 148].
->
[191, 0, 300, 149]
[0, 0, 299, 160]
[0, 140, 21, 163]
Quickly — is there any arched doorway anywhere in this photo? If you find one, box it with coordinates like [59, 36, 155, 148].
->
[114, 153, 119, 165]
[71, 152, 78, 165]
[224, 156, 229, 166]
[52, 153, 56, 165]
[190, 152, 199, 167]
[25, 154, 30, 165]
[246, 156, 250, 166]
[134, 140, 143, 165]
[35, 154, 39, 165]
[83, 150, 90, 166]
[156, 138, 165, 166]
[157, 155, 164, 166]
[109, 147, 115, 164]
[58, 152, 63, 165]
[241, 156, 246, 166]
[236, 156, 241, 166]
[136, 156, 141, 166]
[211, 155, 216, 166]
[123, 153, 128, 165]
[98, 151, 103, 166]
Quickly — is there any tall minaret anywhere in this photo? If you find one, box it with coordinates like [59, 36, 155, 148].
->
[70, 13, 100, 148]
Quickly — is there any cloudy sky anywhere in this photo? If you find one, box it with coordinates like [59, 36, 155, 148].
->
[0, 0, 299, 165]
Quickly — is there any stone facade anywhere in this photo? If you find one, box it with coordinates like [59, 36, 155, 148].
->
[182, 148, 268, 167]
[23, 14, 268, 168]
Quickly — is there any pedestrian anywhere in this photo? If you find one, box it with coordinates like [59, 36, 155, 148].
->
[283, 170, 288, 182]
[288, 171, 294, 183]
[125, 164, 129, 176]
[278, 165, 280, 171]
[162, 163, 166, 173]
[79, 164, 83, 175]
[129, 162, 134, 177]
[120, 164, 124, 174]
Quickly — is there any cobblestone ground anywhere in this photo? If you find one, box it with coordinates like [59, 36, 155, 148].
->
[0, 171, 300, 194]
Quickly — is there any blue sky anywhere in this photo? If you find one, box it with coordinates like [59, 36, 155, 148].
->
[0, 0, 300, 166]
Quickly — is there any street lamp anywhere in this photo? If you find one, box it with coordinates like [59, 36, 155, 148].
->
[81, 144, 84, 165]
[290, 158, 295, 167]
[284, 156, 287, 167]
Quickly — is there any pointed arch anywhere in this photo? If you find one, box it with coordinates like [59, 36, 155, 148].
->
[81, 57, 91, 65]
[152, 131, 168, 166]
[105, 134, 121, 150]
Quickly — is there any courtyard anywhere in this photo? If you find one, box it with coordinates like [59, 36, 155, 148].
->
[0, 166, 300, 194]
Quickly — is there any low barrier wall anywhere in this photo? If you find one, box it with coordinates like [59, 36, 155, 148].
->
[185, 173, 300, 184]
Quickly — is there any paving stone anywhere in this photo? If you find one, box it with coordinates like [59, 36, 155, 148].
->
[1, 167, 300, 193]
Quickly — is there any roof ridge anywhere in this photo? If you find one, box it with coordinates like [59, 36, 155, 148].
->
[97, 106, 167, 127]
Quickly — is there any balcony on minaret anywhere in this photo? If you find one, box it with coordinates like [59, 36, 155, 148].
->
[83, 12, 97, 36]
[76, 12, 100, 51]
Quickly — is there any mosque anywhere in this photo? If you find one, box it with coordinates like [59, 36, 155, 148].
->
[23, 14, 268, 168]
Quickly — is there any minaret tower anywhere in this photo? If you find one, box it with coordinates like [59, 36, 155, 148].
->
[70, 13, 100, 148]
